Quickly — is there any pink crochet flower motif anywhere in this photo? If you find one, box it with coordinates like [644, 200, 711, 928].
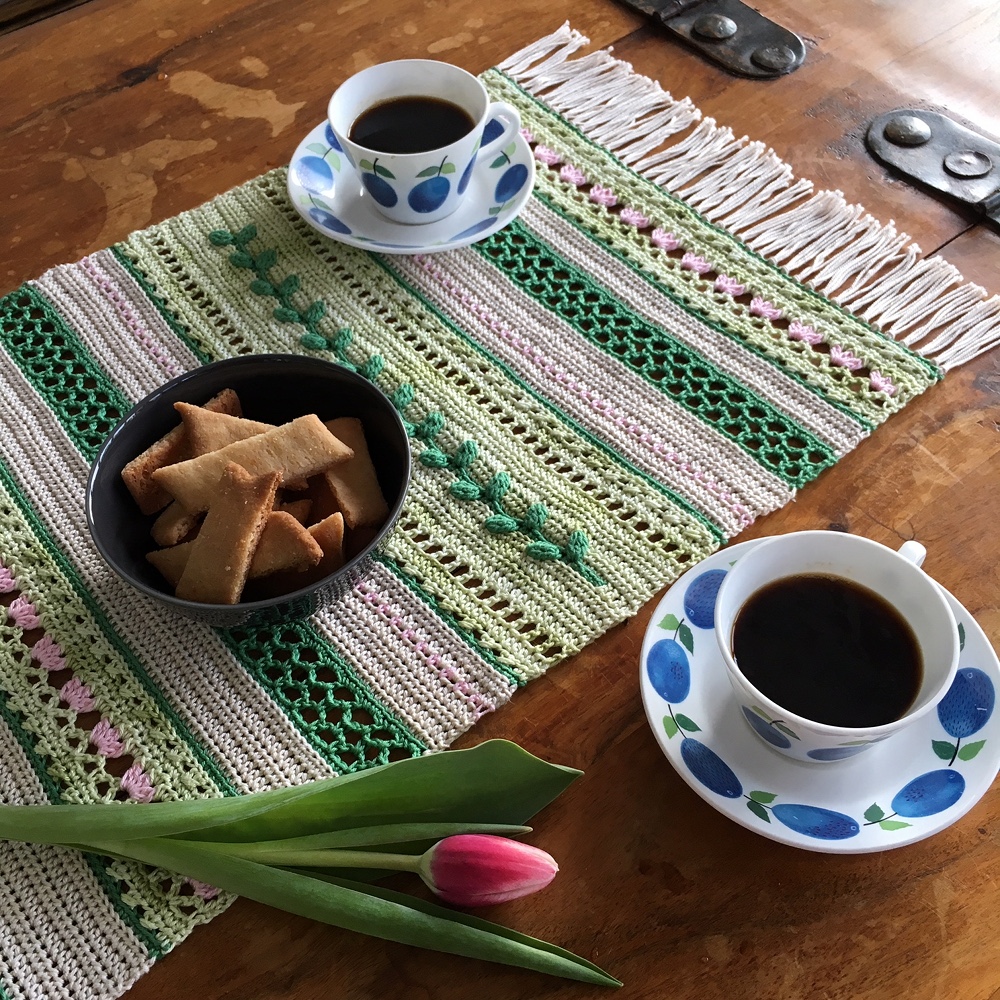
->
[90, 718, 125, 758]
[619, 207, 650, 228]
[121, 763, 155, 804]
[60, 677, 96, 713]
[650, 229, 680, 250]
[714, 274, 745, 296]
[681, 253, 712, 274]
[519, 128, 534, 144]
[532, 144, 561, 166]
[0, 565, 16, 593]
[589, 184, 617, 207]
[869, 371, 898, 396]
[750, 297, 783, 320]
[188, 879, 221, 901]
[558, 164, 587, 186]
[787, 321, 824, 345]
[30, 634, 66, 671]
[8, 596, 40, 630]
[829, 345, 864, 370]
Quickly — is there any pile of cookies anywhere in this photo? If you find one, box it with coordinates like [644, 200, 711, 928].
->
[120, 389, 389, 605]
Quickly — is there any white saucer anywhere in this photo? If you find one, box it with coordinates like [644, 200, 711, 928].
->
[287, 120, 535, 254]
[639, 540, 1000, 854]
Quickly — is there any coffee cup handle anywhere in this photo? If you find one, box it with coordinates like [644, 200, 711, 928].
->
[897, 540, 927, 567]
[477, 101, 522, 161]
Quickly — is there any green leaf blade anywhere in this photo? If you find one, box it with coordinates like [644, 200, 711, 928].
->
[677, 623, 694, 654]
[958, 740, 986, 761]
[674, 714, 700, 733]
[746, 800, 770, 823]
[657, 613, 680, 632]
[749, 791, 777, 804]
[879, 820, 912, 831]
[662, 715, 679, 740]
[864, 803, 885, 823]
[932, 740, 956, 761]
[83, 839, 620, 987]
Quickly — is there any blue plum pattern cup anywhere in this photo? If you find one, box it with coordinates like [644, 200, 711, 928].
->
[328, 59, 521, 225]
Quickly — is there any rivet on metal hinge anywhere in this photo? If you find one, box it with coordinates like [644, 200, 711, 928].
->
[619, 0, 806, 78]
[866, 109, 1000, 228]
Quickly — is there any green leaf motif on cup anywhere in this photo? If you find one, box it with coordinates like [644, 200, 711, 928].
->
[441, 162, 456, 174]
[360, 158, 374, 170]
[374, 164, 395, 179]
[959, 622, 966, 651]
[417, 166, 441, 178]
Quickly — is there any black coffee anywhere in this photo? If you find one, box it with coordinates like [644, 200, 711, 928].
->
[349, 96, 475, 154]
[731, 574, 922, 728]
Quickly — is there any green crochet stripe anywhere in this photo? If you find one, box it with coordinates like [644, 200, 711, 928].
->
[373, 254, 726, 543]
[0, 286, 129, 461]
[111, 245, 213, 365]
[377, 553, 523, 688]
[474, 219, 838, 488]
[0, 692, 167, 959]
[528, 184, 878, 432]
[217, 620, 426, 771]
[487, 68, 942, 385]
[0, 457, 236, 798]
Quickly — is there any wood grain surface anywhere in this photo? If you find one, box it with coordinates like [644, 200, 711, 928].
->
[3, 2, 1000, 998]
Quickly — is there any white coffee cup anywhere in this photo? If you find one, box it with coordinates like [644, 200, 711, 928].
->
[715, 531, 960, 763]
[327, 59, 522, 225]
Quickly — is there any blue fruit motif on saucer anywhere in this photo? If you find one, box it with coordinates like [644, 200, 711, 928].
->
[683, 568, 727, 629]
[643, 554, 997, 845]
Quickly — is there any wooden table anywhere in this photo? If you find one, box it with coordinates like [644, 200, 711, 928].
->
[3, 2, 1000, 998]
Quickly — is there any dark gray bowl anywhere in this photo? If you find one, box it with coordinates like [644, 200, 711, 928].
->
[86, 354, 411, 628]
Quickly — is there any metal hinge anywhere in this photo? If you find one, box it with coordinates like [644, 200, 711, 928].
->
[618, 0, 806, 78]
[866, 109, 1000, 228]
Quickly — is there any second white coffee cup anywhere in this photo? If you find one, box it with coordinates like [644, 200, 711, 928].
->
[715, 531, 960, 763]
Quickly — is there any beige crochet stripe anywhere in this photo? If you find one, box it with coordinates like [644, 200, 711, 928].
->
[312, 561, 516, 751]
[389, 249, 791, 537]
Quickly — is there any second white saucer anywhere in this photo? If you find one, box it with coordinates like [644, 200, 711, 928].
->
[639, 539, 1000, 854]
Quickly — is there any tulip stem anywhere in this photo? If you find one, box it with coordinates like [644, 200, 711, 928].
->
[234, 846, 424, 871]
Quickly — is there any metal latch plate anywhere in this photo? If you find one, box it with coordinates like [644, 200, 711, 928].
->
[621, 0, 806, 78]
[866, 109, 1000, 226]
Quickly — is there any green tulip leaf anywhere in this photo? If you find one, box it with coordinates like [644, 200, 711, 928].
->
[82, 838, 619, 987]
[0, 741, 579, 848]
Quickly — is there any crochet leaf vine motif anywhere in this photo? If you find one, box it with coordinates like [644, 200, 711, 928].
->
[208, 224, 605, 586]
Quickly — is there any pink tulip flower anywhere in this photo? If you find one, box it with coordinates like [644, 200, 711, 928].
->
[419, 834, 558, 907]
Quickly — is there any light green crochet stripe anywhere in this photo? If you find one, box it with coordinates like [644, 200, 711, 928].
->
[0, 684, 169, 960]
[485, 71, 941, 399]
[118, 175, 719, 680]
[0, 465, 227, 801]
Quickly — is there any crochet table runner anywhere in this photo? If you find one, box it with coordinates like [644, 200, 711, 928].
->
[2, 23, 999, 1000]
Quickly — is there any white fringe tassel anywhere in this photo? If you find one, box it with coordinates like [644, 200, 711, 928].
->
[499, 23, 1000, 372]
